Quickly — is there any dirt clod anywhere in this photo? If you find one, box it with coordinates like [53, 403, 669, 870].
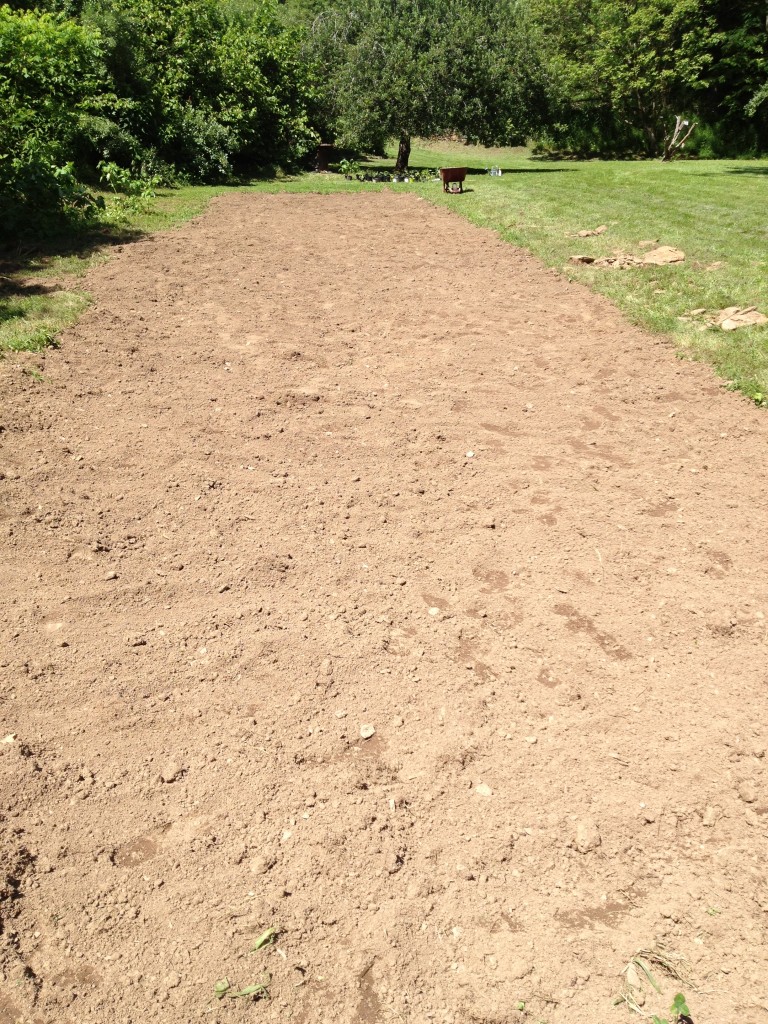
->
[642, 245, 685, 265]
[249, 853, 275, 875]
[738, 780, 758, 803]
[159, 763, 183, 783]
[716, 307, 768, 331]
[572, 819, 601, 853]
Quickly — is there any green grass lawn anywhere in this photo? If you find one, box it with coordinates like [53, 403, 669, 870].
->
[3, 144, 767, 406]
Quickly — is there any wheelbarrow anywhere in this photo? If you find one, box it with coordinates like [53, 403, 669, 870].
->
[439, 167, 467, 194]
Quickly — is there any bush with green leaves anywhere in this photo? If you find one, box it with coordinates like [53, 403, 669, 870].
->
[0, 144, 104, 234]
[217, 6, 320, 172]
[0, 5, 108, 233]
[1, 0, 321, 237]
[81, 0, 318, 180]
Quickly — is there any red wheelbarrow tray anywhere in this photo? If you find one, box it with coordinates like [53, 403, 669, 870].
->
[439, 167, 468, 193]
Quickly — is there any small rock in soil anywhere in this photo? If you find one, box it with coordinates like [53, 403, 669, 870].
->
[159, 763, 182, 783]
[572, 819, 601, 853]
[360, 724, 376, 740]
[642, 246, 685, 266]
[738, 780, 758, 803]
[625, 963, 642, 989]
[249, 854, 275, 875]
[702, 805, 720, 826]
[507, 958, 533, 981]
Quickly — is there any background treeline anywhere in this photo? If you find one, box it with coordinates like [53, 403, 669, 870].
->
[306, 0, 768, 166]
[1, 0, 767, 234]
[523, 0, 768, 160]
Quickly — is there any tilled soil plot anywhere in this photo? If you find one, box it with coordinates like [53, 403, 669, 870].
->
[2, 193, 768, 1024]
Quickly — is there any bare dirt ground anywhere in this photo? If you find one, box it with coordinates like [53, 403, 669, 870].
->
[2, 192, 768, 1024]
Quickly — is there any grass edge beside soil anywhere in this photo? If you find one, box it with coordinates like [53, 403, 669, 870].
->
[4, 151, 767, 411]
[0, 184, 228, 357]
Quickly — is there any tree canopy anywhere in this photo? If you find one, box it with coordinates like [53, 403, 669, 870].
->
[309, 0, 546, 169]
[522, 0, 768, 157]
[1, 0, 767, 233]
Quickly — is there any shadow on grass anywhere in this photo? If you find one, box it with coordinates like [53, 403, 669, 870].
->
[0, 211, 146, 354]
[723, 166, 768, 176]
[0, 178, 258, 279]
[361, 161, 575, 176]
[1, 179, 258, 352]
[0, 278, 65, 300]
[0, 222, 144, 280]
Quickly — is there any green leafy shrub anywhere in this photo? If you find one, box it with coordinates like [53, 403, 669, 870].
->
[216, 7, 319, 172]
[161, 105, 235, 182]
[81, 0, 318, 179]
[0, 0, 322, 237]
[0, 5, 108, 234]
[71, 111, 143, 172]
[1, 136, 104, 235]
[338, 157, 361, 176]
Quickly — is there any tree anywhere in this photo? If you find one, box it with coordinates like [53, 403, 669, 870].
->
[310, 0, 544, 170]
[701, 0, 768, 154]
[525, 0, 719, 156]
[523, 0, 768, 157]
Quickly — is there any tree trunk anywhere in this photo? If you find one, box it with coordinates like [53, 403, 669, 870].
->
[661, 115, 697, 161]
[395, 134, 411, 173]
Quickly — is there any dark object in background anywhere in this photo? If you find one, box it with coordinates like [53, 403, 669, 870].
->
[315, 144, 335, 171]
